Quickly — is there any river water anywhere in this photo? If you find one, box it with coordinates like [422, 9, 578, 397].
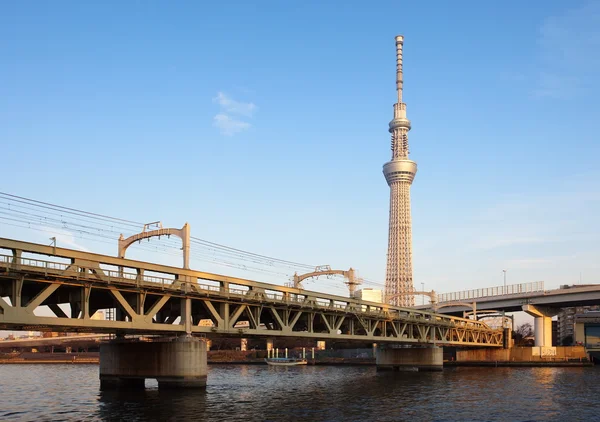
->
[0, 364, 599, 421]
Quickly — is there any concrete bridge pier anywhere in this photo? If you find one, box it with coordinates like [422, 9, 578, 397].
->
[376, 346, 443, 372]
[523, 305, 558, 348]
[99, 337, 207, 390]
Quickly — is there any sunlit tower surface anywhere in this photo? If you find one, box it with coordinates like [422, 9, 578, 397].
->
[383, 35, 417, 307]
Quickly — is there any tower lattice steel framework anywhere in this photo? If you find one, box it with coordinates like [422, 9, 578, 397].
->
[383, 35, 417, 307]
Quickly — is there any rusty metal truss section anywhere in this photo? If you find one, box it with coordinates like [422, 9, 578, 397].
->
[0, 238, 503, 347]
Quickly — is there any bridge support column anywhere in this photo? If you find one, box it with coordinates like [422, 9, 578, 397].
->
[376, 346, 443, 372]
[99, 337, 207, 390]
[523, 305, 557, 348]
[503, 327, 512, 349]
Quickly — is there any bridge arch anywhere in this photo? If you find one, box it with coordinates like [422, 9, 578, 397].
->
[118, 222, 190, 269]
[433, 301, 477, 317]
[473, 312, 514, 330]
[291, 265, 362, 297]
[385, 290, 437, 306]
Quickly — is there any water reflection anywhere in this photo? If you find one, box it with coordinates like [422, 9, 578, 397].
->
[1, 364, 600, 421]
[97, 388, 208, 421]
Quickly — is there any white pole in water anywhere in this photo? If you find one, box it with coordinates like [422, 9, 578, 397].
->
[303, 347, 306, 359]
[285, 348, 288, 358]
[276, 348, 279, 358]
[312, 347, 315, 359]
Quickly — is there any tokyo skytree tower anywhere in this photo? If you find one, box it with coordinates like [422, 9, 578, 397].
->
[383, 35, 417, 307]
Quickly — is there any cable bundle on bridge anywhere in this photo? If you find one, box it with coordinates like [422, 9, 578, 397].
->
[0, 192, 385, 294]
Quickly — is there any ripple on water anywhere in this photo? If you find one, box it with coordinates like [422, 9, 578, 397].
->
[1, 364, 599, 421]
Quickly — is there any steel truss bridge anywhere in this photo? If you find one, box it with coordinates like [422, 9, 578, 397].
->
[0, 238, 503, 347]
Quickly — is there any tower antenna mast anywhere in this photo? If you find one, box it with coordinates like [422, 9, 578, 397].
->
[383, 35, 418, 307]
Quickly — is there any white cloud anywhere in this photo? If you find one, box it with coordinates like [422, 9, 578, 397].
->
[213, 113, 251, 137]
[212, 91, 257, 136]
[213, 92, 257, 117]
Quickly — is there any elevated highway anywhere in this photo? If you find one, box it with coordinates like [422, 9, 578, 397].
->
[416, 282, 600, 350]
[416, 284, 600, 316]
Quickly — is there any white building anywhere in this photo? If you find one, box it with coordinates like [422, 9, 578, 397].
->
[355, 288, 383, 303]
[91, 310, 105, 320]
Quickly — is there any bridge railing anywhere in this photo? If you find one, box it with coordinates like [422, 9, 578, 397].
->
[437, 281, 545, 303]
[0, 251, 496, 332]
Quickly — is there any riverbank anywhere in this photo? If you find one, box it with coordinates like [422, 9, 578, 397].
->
[0, 352, 99, 364]
[0, 359, 98, 364]
[445, 361, 593, 367]
[1, 348, 594, 368]
[1, 354, 594, 367]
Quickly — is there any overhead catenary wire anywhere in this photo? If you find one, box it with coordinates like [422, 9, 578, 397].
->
[0, 192, 314, 269]
[0, 192, 321, 281]
[0, 204, 299, 274]
[0, 191, 385, 292]
[0, 215, 294, 279]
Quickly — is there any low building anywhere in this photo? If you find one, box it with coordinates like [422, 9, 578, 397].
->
[558, 305, 600, 344]
[574, 311, 600, 348]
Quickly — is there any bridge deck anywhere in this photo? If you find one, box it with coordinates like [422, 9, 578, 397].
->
[417, 286, 600, 315]
[0, 238, 503, 347]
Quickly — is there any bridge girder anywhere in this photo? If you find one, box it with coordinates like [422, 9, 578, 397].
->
[0, 238, 503, 347]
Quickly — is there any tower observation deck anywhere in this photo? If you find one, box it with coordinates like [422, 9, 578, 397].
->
[383, 35, 417, 307]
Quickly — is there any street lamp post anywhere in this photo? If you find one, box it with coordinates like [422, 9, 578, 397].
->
[503, 269, 507, 295]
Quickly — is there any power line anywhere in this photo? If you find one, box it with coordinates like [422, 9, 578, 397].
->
[0, 191, 316, 273]
[0, 192, 142, 227]
[0, 191, 384, 292]
[191, 237, 315, 270]
[0, 206, 304, 280]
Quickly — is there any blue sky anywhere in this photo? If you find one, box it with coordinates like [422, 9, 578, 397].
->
[1, 0, 599, 304]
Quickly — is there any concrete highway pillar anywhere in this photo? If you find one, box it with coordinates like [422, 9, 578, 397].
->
[535, 317, 552, 347]
[503, 327, 512, 349]
[99, 337, 207, 390]
[376, 346, 443, 372]
[522, 305, 558, 347]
